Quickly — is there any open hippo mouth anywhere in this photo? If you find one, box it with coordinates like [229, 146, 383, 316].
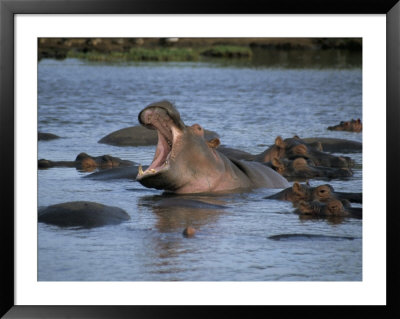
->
[136, 101, 185, 181]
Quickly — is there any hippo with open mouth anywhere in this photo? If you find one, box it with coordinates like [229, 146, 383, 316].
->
[136, 101, 290, 194]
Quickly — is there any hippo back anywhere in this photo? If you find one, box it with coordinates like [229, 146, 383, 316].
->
[230, 158, 290, 189]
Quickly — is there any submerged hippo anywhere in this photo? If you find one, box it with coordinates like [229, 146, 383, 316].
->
[38, 201, 130, 228]
[266, 182, 362, 205]
[98, 124, 220, 146]
[38, 132, 60, 141]
[309, 183, 362, 204]
[265, 157, 353, 180]
[218, 136, 354, 169]
[301, 137, 362, 153]
[268, 233, 356, 241]
[295, 199, 362, 219]
[327, 119, 362, 132]
[136, 101, 289, 194]
[258, 136, 354, 168]
[38, 152, 135, 172]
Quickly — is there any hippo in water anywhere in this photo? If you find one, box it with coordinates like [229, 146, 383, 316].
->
[295, 199, 362, 219]
[38, 201, 130, 228]
[266, 182, 362, 219]
[98, 124, 219, 146]
[218, 135, 354, 169]
[136, 101, 289, 194]
[38, 132, 60, 141]
[38, 152, 135, 172]
[257, 136, 354, 168]
[301, 137, 362, 153]
[327, 119, 362, 132]
[265, 157, 353, 180]
[266, 182, 362, 206]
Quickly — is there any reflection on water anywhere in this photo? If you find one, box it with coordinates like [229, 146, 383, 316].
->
[38, 52, 362, 281]
[138, 195, 227, 233]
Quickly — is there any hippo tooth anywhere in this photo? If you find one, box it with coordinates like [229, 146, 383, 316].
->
[150, 169, 156, 173]
[138, 164, 144, 176]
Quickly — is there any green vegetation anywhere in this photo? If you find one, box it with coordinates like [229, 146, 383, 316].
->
[66, 45, 252, 62]
[201, 45, 252, 58]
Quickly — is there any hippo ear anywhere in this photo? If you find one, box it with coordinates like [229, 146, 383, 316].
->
[207, 138, 220, 149]
[293, 135, 300, 139]
[275, 136, 284, 148]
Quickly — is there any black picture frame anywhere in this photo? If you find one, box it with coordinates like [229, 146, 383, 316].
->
[1, 0, 399, 318]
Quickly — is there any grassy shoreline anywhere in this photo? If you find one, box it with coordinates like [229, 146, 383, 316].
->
[38, 38, 361, 62]
[65, 45, 252, 62]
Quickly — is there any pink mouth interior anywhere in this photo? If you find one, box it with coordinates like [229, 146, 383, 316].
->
[141, 109, 174, 173]
[147, 131, 172, 171]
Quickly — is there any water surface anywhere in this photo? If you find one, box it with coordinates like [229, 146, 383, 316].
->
[38, 56, 362, 281]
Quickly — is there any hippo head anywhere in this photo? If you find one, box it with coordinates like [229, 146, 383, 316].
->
[271, 157, 313, 177]
[311, 184, 335, 202]
[136, 101, 223, 193]
[75, 153, 97, 171]
[328, 118, 362, 132]
[272, 157, 352, 179]
[297, 199, 346, 217]
[271, 136, 353, 168]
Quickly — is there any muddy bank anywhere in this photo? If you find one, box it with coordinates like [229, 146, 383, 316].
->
[38, 37, 361, 61]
